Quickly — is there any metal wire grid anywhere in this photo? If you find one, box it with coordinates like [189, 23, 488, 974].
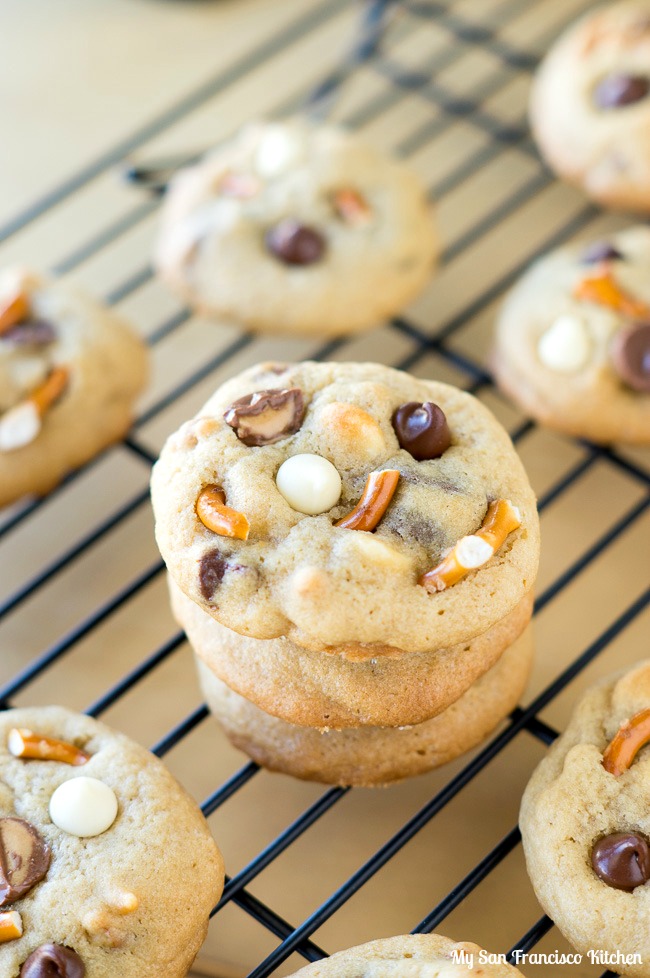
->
[0, 1, 648, 976]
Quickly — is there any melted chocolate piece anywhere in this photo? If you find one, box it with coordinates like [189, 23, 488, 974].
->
[0, 817, 51, 905]
[610, 323, 650, 392]
[580, 241, 623, 264]
[592, 832, 650, 891]
[0, 319, 56, 347]
[265, 219, 326, 266]
[20, 944, 85, 978]
[199, 550, 228, 599]
[593, 73, 650, 109]
[392, 402, 451, 460]
[224, 388, 305, 446]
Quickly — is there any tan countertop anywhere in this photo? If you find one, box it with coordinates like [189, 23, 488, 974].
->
[0, 1, 649, 976]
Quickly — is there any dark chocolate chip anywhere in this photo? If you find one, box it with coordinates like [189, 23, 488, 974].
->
[0, 817, 51, 906]
[199, 550, 228, 599]
[224, 388, 305, 446]
[593, 73, 650, 109]
[610, 323, 650, 392]
[20, 944, 85, 978]
[580, 241, 623, 264]
[265, 219, 326, 266]
[392, 402, 451, 461]
[592, 832, 650, 891]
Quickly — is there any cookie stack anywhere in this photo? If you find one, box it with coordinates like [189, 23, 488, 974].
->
[151, 361, 540, 786]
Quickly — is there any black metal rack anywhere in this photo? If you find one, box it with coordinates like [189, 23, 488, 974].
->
[0, 1, 649, 977]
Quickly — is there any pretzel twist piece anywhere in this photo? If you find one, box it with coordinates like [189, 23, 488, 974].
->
[419, 499, 521, 592]
[335, 470, 399, 531]
[573, 270, 650, 319]
[602, 708, 650, 776]
[196, 486, 250, 540]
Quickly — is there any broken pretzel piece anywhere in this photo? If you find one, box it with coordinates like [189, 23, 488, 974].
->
[331, 188, 373, 226]
[419, 498, 521, 593]
[573, 269, 650, 319]
[0, 291, 30, 337]
[335, 470, 399, 531]
[196, 485, 250, 540]
[8, 728, 90, 766]
[602, 708, 650, 776]
[0, 365, 70, 453]
[0, 911, 22, 943]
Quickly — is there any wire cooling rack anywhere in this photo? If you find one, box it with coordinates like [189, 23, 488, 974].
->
[0, 1, 649, 976]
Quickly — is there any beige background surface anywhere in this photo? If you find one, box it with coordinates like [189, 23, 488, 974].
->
[0, 1, 649, 977]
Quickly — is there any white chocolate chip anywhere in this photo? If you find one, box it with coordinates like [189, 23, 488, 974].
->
[537, 315, 591, 372]
[254, 125, 306, 178]
[49, 776, 118, 838]
[455, 535, 494, 569]
[0, 401, 41, 452]
[276, 454, 341, 515]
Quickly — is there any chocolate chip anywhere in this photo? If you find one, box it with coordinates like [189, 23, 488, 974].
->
[20, 944, 85, 978]
[265, 220, 326, 266]
[392, 402, 451, 460]
[199, 550, 228, 599]
[0, 817, 51, 906]
[224, 388, 305, 446]
[593, 73, 650, 109]
[610, 323, 650, 392]
[580, 241, 623, 264]
[592, 832, 650, 891]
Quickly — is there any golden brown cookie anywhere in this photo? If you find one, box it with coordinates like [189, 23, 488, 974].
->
[152, 361, 539, 657]
[531, 1, 650, 212]
[172, 578, 533, 728]
[0, 706, 224, 978]
[154, 119, 438, 337]
[285, 934, 527, 978]
[520, 660, 650, 978]
[0, 267, 148, 507]
[195, 623, 533, 786]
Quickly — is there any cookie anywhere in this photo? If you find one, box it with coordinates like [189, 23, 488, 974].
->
[284, 934, 526, 978]
[0, 706, 224, 977]
[172, 578, 533, 728]
[194, 623, 533, 786]
[154, 119, 438, 337]
[520, 660, 650, 978]
[531, 1, 650, 212]
[493, 226, 650, 444]
[0, 267, 148, 507]
[151, 360, 539, 656]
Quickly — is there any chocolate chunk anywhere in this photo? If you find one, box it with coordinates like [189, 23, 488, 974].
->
[265, 220, 326, 266]
[594, 73, 649, 109]
[581, 241, 623, 264]
[199, 550, 228, 599]
[610, 323, 650, 392]
[20, 944, 85, 978]
[392, 402, 451, 460]
[224, 388, 305, 446]
[592, 832, 650, 891]
[0, 319, 56, 347]
[0, 817, 51, 906]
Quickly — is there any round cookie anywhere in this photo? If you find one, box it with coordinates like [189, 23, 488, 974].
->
[0, 706, 224, 978]
[493, 226, 650, 443]
[284, 934, 526, 978]
[154, 119, 438, 337]
[0, 267, 148, 506]
[172, 578, 533, 728]
[530, 1, 650, 212]
[151, 360, 539, 656]
[195, 624, 533, 786]
[520, 660, 650, 978]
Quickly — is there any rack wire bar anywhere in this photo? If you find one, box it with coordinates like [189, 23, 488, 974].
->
[2, 1, 649, 976]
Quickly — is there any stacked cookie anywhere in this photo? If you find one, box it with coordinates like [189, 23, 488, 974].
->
[151, 361, 540, 786]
